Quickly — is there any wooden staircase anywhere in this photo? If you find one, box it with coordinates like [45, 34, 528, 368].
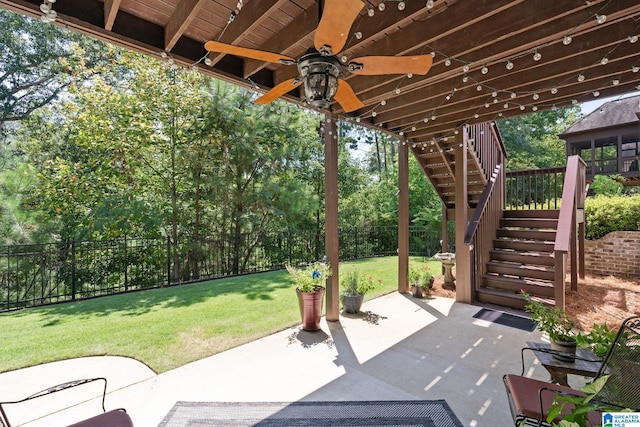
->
[410, 122, 586, 311]
[476, 209, 559, 309]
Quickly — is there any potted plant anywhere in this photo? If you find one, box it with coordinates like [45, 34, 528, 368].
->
[409, 263, 434, 298]
[522, 292, 578, 361]
[340, 271, 376, 314]
[287, 261, 331, 331]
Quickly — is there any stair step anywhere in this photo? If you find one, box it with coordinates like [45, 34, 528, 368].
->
[486, 261, 555, 281]
[481, 274, 556, 297]
[475, 287, 554, 310]
[503, 209, 559, 219]
[497, 229, 556, 241]
[475, 288, 527, 310]
[493, 239, 555, 253]
[500, 218, 558, 229]
[490, 249, 555, 266]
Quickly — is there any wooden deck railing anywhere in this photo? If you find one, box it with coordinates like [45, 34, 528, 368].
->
[466, 122, 507, 183]
[462, 123, 507, 295]
[553, 155, 586, 310]
[464, 164, 504, 290]
[505, 166, 566, 210]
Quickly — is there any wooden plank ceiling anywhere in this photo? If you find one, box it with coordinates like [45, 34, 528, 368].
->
[2, 0, 640, 143]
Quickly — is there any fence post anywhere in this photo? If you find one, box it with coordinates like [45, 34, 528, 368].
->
[71, 239, 77, 301]
[354, 227, 358, 259]
[167, 236, 171, 286]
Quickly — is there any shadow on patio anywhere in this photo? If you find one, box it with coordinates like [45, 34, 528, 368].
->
[1, 293, 558, 427]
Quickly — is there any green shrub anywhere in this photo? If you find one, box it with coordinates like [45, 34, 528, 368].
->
[585, 194, 640, 240]
[589, 174, 623, 196]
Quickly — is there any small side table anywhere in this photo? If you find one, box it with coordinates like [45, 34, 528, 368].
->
[525, 341, 601, 387]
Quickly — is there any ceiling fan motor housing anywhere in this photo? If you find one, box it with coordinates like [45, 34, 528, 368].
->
[298, 52, 342, 109]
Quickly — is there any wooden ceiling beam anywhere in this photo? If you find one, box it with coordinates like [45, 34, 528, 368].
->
[104, 0, 121, 31]
[165, 0, 206, 51]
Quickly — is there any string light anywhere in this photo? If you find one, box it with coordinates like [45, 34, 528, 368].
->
[533, 51, 541, 61]
[550, 87, 558, 94]
[577, 74, 585, 82]
[367, 8, 375, 16]
[481, 65, 489, 74]
[629, 35, 638, 43]
[40, 0, 57, 22]
[378, 1, 385, 11]
[563, 35, 572, 45]
[596, 14, 606, 24]
[600, 57, 609, 65]
[398, 1, 406, 11]
[462, 64, 470, 73]
[593, 91, 600, 97]
[506, 60, 514, 70]
[445, 58, 452, 66]
[426, 0, 435, 9]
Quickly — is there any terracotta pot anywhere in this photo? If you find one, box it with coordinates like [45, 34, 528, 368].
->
[341, 294, 364, 314]
[551, 339, 577, 362]
[297, 286, 325, 331]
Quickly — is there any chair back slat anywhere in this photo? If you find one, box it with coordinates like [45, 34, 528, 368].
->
[596, 316, 640, 410]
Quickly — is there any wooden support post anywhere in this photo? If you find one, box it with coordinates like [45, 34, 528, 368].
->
[441, 204, 448, 275]
[554, 251, 566, 310]
[398, 141, 409, 293]
[324, 114, 339, 322]
[570, 208, 578, 291]
[455, 129, 472, 303]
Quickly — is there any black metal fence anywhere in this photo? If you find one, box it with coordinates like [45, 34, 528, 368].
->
[0, 226, 442, 311]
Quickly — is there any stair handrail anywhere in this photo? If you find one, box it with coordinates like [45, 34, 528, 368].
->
[553, 155, 586, 309]
[464, 164, 502, 244]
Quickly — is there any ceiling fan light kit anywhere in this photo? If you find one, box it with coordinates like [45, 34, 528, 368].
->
[298, 52, 341, 110]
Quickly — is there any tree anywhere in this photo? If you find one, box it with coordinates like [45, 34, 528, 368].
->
[0, 9, 116, 131]
[496, 106, 581, 170]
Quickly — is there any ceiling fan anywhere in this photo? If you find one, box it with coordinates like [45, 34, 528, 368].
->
[204, 0, 433, 113]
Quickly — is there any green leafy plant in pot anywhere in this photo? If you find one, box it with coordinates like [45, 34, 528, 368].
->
[409, 263, 434, 298]
[287, 261, 332, 331]
[340, 271, 376, 314]
[522, 292, 578, 362]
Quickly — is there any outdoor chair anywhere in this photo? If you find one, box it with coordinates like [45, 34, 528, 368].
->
[0, 377, 133, 427]
[503, 315, 640, 427]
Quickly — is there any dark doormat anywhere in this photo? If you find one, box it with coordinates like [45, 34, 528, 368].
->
[158, 400, 463, 427]
[473, 308, 537, 332]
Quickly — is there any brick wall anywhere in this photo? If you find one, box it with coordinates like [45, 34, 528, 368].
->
[585, 231, 640, 278]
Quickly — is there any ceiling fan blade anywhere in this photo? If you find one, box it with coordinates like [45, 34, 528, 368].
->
[349, 55, 433, 76]
[334, 79, 364, 113]
[314, 0, 364, 55]
[254, 78, 302, 105]
[205, 41, 295, 64]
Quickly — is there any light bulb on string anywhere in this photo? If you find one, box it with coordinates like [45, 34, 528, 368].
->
[378, 1, 385, 11]
[398, 1, 406, 10]
[481, 65, 489, 74]
[367, 8, 375, 16]
[613, 79, 619, 86]
[532, 106, 538, 111]
[577, 74, 585, 82]
[506, 60, 514, 70]
[563, 35, 572, 45]
[593, 91, 600, 97]
[629, 35, 639, 43]
[533, 93, 539, 100]
[633, 66, 640, 73]
[600, 57, 609, 65]
[596, 14, 606, 24]
[445, 58, 452, 66]
[533, 51, 541, 61]
[462, 64, 470, 73]
[550, 87, 558, 94]
[426, 0, 435, 9]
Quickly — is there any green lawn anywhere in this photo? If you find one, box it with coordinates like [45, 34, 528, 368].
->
[0, 256, 439, 374]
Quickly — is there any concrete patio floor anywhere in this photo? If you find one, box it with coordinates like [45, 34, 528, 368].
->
[0, 293, 564, 427]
